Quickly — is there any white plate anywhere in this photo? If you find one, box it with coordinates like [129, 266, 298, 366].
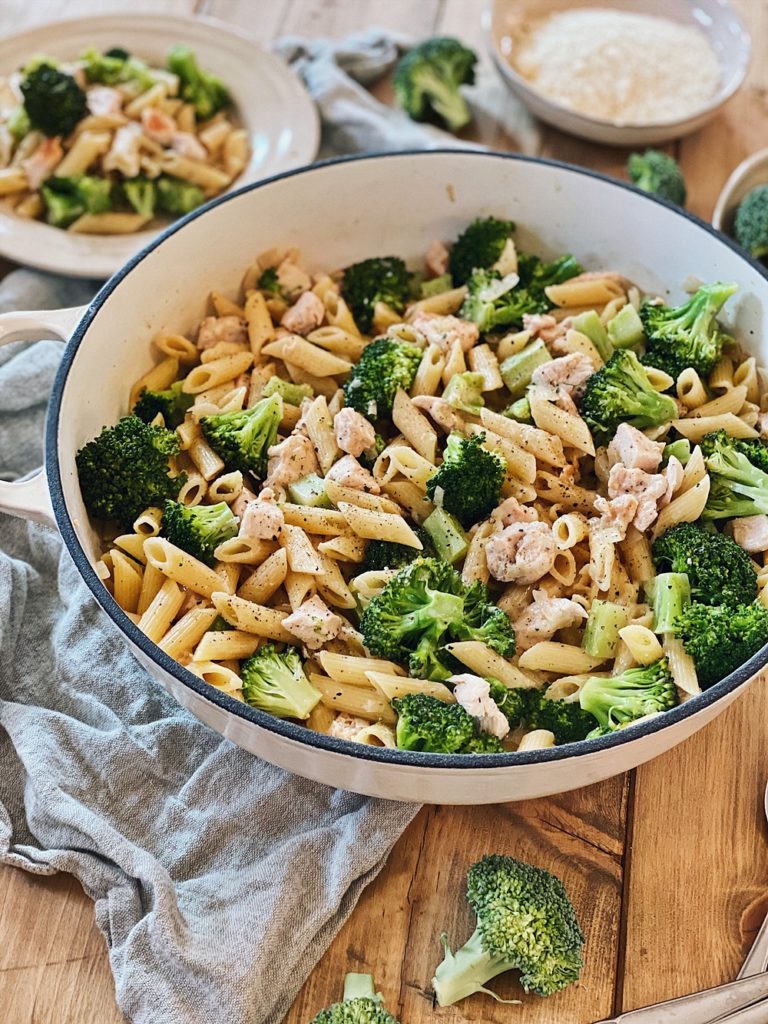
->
[0, 13, 320, 278]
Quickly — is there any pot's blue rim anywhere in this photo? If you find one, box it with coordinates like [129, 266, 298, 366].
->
[44, 148, 768, 773]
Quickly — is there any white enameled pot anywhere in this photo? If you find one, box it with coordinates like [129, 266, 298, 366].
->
[1, 151, 766, 805]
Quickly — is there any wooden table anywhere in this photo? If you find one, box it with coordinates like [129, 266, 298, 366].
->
[2, 0, 768, 1021]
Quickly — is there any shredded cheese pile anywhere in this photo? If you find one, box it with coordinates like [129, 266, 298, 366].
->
[512, 8, 721, 126]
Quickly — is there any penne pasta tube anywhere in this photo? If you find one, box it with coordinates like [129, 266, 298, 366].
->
[528, 389, 595, 456]
[366, 672, 456, 703]
[211, 592, 294, 642]
[619, 624, 664, 666]
[261, 335, 352, 377]
[159, 606, 219, 660]
[111, 549, 143, 613]
[129, 356, 180, 408]
[671, 412, 758, 442]
[479, 409, 566, 467]
[310, 673, 397, 724]
[317, 652, 405, 685]
[187, 661, 244, 696]
[318, 532, 367, 562]
[182, 352, 253, 394]
[237, 548, 288, 604]
[517, 729, 556, 751]
[280, 524, 324, 575]
[392, 388, 437, 463]
[136, 578, 185, 643]
[280, 503, 350, 535]
[337, 502, 423, 547]
[144, 537, 235, 599]
[518, 642, 607, 674]
[443, 641, 540, 689]
[192, 628, 262, 662]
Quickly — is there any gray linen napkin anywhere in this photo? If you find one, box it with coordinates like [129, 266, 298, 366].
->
[0, 30, 471, 1024]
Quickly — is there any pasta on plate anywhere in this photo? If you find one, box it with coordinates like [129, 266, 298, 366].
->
[0, 44, 247, 232]
[76, 217, 768, 756]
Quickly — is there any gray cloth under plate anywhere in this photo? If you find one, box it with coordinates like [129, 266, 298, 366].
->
[0, 29, 479, 1024]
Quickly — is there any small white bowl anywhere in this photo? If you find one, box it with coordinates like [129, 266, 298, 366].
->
[713, 147, 768, 242]
[486, 0, 751, 146]
[0, 14, 319, 278]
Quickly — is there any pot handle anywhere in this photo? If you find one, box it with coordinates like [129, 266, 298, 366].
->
[0, 304, 87, 529]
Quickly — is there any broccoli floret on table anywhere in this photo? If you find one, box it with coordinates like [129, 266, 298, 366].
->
[310, 973, 400, 1024]
[156, 175, 205, 215]
[449, 216, 516, 286]
[342, 337, 421, 418]
[162, 499, 238, 566]
[700, 430, 768, 520]
[76, 415, 183, 529]
[627, 149, 687, 205]
[340, 257, 414, 334]
[360, 557, 515, 680]
[20, 62, 87, 137]
[360, 526, 433, 573]
[734, 185, 768, 260]
[426, 432, 505, 528]
[394, 37, 477, 133]
[240, 643, 321, 720]
[200, 393, 282, 478]
[652, 521, 757, 607]
[41, 175, 112, 228]
[166, 44, 230, 120]
[80, 46, 155, 91]
[579, 348, 678, 446]
[133, 380, 194, 428]
[640, 282, 737, 379]
[432, 854, 583, 1005]
[578, 659, 677, 735]
[675, 601, 768, 688]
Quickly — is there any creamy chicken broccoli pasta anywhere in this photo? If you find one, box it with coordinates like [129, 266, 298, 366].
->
[0, 45, 246, 232]
[76, 217, 768, 755]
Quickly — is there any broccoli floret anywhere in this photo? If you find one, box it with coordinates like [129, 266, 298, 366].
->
[640, 282, 737, 379]
[240, 642, 321, 720]
[262, 376, 313, 406]
[200, 393, 282, 478]
[166, 44, 230, 120]
[76, 415, 182, 528]
[133, 380, 193, 428]
[155, 175, 205, 215]
[463, 732, 505, 754]
[257, 266, 284, 297]
[341, 257, 414, 334]
[421, 272, 453, 298]
[161, 499, 238, 565]
[360, 557, 515, 680]
[310, 973, 400, 1024]
[361, 526, 433, 573]
[443, 371, 485, 414]
[488, 679, 529, 728]
[7, 105, 30, 141]
[208, 614, 234, 632]
[80, 47, 155, 90]
[449, 217, 516, 286]
[433, 854, 583, 1005]
[675, 601, 768, 688]
[393, 37, 477, 133]
[20, 62, 87, 137]
[579, 348, 678, 446]
[393, 693, 476, 752]
[700, 430, 768, 520]
[627, 149, 687, 205]
[701, 428, 768, 474]
[41, 175, 112, 228]
[122, 177, 156, 219]
[735, 185, 768, 259]
[342, 337, 421, 418]
[652, 522, 757, 607]
[525, 690, 599, 745]
[578, 659, 677, 734]
[426, 432, 505, 528]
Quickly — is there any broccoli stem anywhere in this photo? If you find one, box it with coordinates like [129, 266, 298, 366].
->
[500, 339, 550, 398]
[503, 395, 532, 422]
[416, 68, 471, 132]
[606, 304, 645, 350]
[433, 928, 518, 1007]
[342, 974, 380, 1002]
[287, 473, 331, 508]
[582, 600, 629, 658]
[663, 439, 691, 466]
[423, 506, 469, 564]
[645, 572, 691, 634]
[572, 310, 613, 362]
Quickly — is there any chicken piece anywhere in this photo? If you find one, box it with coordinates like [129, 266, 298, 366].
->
[238, 488, 284, 542]
[197, 315, 248, 351]
[607, 422, 665, 473]
[231, 485, 258, 518]
[283, 595, 341, 651]
[411, 395, 465, 433]
[485, 521, 557, 585]
[590, 494, 638, 544]
[608, 465, 669, 532]
[170, 132, 207, 161]
[325, 454, 380, 494]
[333, 407, 376, 458]
[491, 496, 538, 527]
[276, 257, 312, 299]
[727, 514, 768, 554]
[450, 673, 510, 740]
[757, 412, 768, 438]
[21, 136, 63, 190]
[265, 433, 320, 490]
[425, 239, 450, 278]
[329, 713, 370, 741]
[140, 107, 207, 160]
[280, 290, 325, 335]
[522, 312, 572, 349]
[410, 311, 479, 353]
[531, 352, 594, 394]
[514, 591, 588, 653]
[87, 85, 123, 117]
[103, 122, 143, 178]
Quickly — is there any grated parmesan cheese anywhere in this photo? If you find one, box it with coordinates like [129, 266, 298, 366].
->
[512, 9, 721, 126]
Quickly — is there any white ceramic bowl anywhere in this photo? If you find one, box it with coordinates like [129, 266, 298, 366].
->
[0, 13, 319, 278]
[1, 150, 767, 805]
[486, 0, 751, 146]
